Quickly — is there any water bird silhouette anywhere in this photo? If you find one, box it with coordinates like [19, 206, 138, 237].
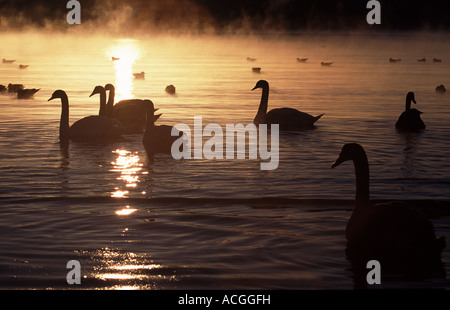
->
[252, 80, 324, 131]
[433, 58, 442, 63]
[111, 57, 120, 61]
[246, 57, 257, 62]
[389, 58, 401, 63]
[165, 85, 176, 94]
[395, 92, 425, 132]
[8, 83, 24, 93]
[48, 90, 122, 142]
[435, 85, 446, 93]
[320, 62, 334, 66]
[104, 84, 161, 134]
[296, 58, 308, 62]
[142, 100, 183, 155]
[19, 64, 29, 69]
[133, 72, 145, 79]
[2, 59, 15, 64]
[252, 67, 261, 73]
[332, 143, 446, 281]
[0, 84, 6, 92]
[17, 88, 39, 99]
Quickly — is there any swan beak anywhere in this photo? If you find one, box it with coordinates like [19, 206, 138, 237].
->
[331, 157, 345, 168]
[47, 95, 55, 101]
[251, 86, 257, 91]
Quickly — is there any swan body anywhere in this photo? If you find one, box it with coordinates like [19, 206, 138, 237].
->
[19, 64, 29, 69]
[395, 92, 425, 132]
[417, 58, 426, 62]
[92, 84, 161, 134]
[48, 90, 121, 142]
[433, 58, 442, 63]
[0, 84, 6, 92]
[320, 62, 334, 66]
[297, 58, 308, 62]
[2, 59, 15, 64]
[252, 80, 324, 131]
[332, 143, 445, 276]
[104, 84, 161, 134]
[389, 58, 401, 63]
[247, 57, 257, 62]
[142, 100, 183, 155]
[17, 88, 39, 99]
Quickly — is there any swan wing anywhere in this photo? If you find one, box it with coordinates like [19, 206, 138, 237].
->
[266, 108, 323, 130]
[69, 115, 121, 141]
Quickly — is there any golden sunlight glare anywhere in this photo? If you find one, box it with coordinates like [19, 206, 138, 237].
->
[108, 40, 140, 101]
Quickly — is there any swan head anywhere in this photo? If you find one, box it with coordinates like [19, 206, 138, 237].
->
[48, 90, 67, 101]
[406, 92, 416, 104]
[89, 85, 105, 97]
[252, 80, 269, 91]
[105, 84, 115, 92]
[331, 143, 365, 168]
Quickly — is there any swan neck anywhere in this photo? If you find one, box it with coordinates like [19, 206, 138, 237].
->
[353, 152, 370, 208]
[59, 94, 70, 139]
[405, 97, 411, 111]
[255, 84, 269, 123]
[98, 90, 107, 116]
[107, 89, 115, 117]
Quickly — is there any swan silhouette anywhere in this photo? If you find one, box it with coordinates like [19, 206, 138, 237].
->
[104, 84, 161, 134]
[332, 143, 445, 278]
[296, 58, 308, 62]
[48, 90, 121, 142]
[395, 92, 425, 132]
[142, 100, 183, 155]
[252, 80, 324, 130]
[0, 84, 6, 92]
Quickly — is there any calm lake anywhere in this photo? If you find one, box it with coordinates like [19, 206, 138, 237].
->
[0, 31, 449, 289]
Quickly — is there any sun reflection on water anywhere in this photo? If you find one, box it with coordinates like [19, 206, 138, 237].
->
[110, 149, 143, 198]
[88, 248, 165, 290]
[107, 40, 140, 101]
